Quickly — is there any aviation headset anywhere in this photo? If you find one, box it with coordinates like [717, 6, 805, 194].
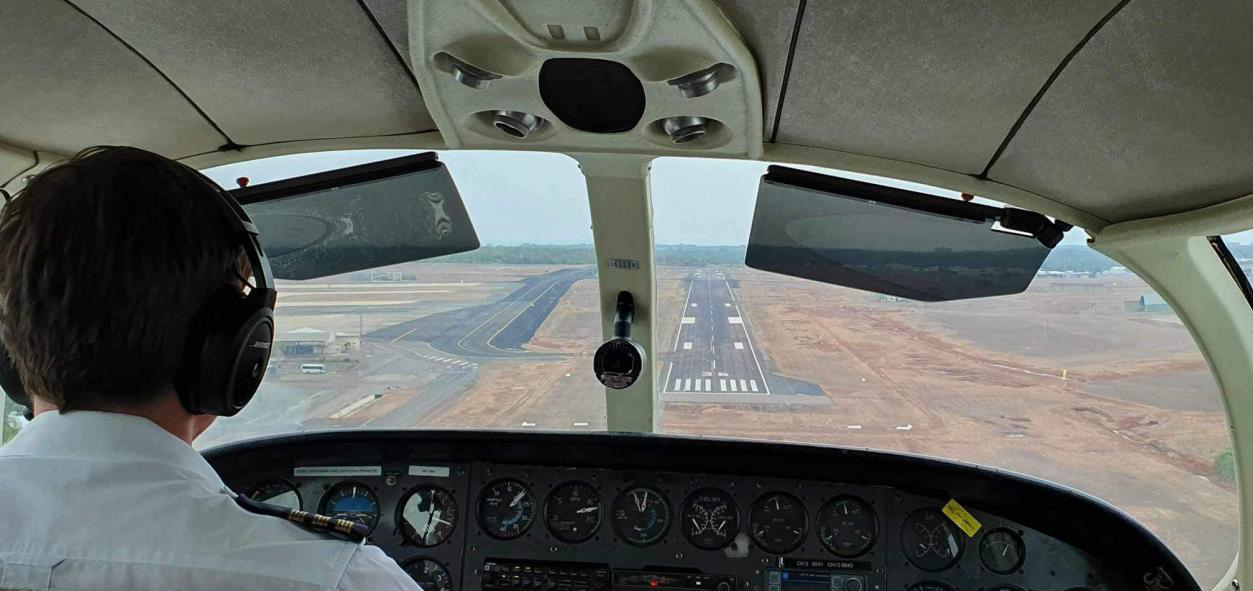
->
[0, 165, 277, 417]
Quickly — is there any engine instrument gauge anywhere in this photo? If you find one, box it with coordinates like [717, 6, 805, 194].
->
[681, 488, 740, 550]
[477, 479, 536, 540]
[320, 482, 381, 532]
[612, 486, 671, 546]
[402, 558, 454, 591]
[245, 479, 302, 511]
[907, 581, 954, 591]
[817, 496, 878, 557]
[900, 508, 964, 571]
[546, 481, 602, 543]
[979, 528, 1026, 574]
[749, 492, 807, 554]
[399, 486, 459, 547]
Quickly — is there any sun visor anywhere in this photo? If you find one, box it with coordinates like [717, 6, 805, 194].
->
[745, 166, 1067, 302]
[231, 152, 479, 280]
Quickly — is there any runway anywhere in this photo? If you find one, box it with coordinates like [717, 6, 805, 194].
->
[662, 271, 770, 395]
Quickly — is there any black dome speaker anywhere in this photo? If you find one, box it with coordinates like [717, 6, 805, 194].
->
[539, 58, 645, 133]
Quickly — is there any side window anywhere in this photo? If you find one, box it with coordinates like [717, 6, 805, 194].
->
[1, 389, 24, 445]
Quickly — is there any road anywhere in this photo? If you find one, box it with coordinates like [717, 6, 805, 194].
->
[662, 271, 770, 395]
[368, 267, 592, 357]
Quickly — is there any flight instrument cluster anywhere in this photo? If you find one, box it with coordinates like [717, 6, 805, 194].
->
[206, 432, 1191, 591]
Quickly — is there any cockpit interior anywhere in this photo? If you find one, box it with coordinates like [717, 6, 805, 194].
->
[1, 2, 1250, 591]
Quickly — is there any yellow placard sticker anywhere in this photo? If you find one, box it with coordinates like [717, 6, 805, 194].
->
[942, 499, 982, 538]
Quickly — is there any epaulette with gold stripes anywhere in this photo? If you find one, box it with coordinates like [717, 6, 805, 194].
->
[234, 493, 370, 542]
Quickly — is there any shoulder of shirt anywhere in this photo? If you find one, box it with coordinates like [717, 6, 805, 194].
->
[234, 493, 372, 542]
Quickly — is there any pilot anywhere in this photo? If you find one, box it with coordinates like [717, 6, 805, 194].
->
[0, 147, 420, 590]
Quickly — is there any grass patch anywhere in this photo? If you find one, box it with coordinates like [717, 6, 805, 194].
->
[1215, 448, 1236, 482]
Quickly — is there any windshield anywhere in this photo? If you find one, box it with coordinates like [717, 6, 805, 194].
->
[650, 158, 1237, 588]
[195, 151, 606, 445]
[115, 150, 1235, 587]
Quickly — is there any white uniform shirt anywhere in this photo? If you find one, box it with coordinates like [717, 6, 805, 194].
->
[0, 410, 421, 591]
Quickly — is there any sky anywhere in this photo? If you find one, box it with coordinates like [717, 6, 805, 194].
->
[207, 150, 1241, 247]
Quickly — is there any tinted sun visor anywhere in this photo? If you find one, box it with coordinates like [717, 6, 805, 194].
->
[745, 166, 1068, 302]
[231, 152, 479, 280]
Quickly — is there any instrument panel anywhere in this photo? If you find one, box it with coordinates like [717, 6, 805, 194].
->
[210, 431, 1194, 591]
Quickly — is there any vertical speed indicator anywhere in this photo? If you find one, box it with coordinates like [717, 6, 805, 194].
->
[612, 486, 671, 546]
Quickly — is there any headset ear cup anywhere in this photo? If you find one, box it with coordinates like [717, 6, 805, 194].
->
[178, 288, 274, 416]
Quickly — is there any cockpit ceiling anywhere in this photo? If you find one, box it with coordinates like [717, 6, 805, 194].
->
[2, 0, 1251, 224]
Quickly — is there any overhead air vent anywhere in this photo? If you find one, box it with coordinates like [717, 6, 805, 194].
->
[538, 58, 645, 133]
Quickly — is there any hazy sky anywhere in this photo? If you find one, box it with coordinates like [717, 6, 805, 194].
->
[207, 150, 1245, 247]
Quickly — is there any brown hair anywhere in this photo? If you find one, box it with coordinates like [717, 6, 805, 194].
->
[0, 146, 245, 410]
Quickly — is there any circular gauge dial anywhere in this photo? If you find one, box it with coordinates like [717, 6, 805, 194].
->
[979, 528, 1026, 574]
[749, 492, 807, 554]
[817, 496, 878, 557]
[399, 486, 459, 547]
[681, 488, 740, 550]
[320, 482, 381, 532]
[907, 582, 954, 591]
[612, 486, 671, 546]
[402, 558, 454, 591]
[477, 479, 536, 540]
[245, 479, 302, 511]
[546, 481, 602, 543]
[900, 508, 964, 571]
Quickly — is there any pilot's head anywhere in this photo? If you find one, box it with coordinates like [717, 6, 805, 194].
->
[0, 146, 248, 430]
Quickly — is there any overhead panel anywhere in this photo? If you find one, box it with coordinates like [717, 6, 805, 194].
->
[775, 0, 1118, 174]
[71, 0, 434, 146]
[0, 0, 223, 157]
[989, 0, 1253, 223]
[411, 0, 763, 157]
[712, 0, 802, 141]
